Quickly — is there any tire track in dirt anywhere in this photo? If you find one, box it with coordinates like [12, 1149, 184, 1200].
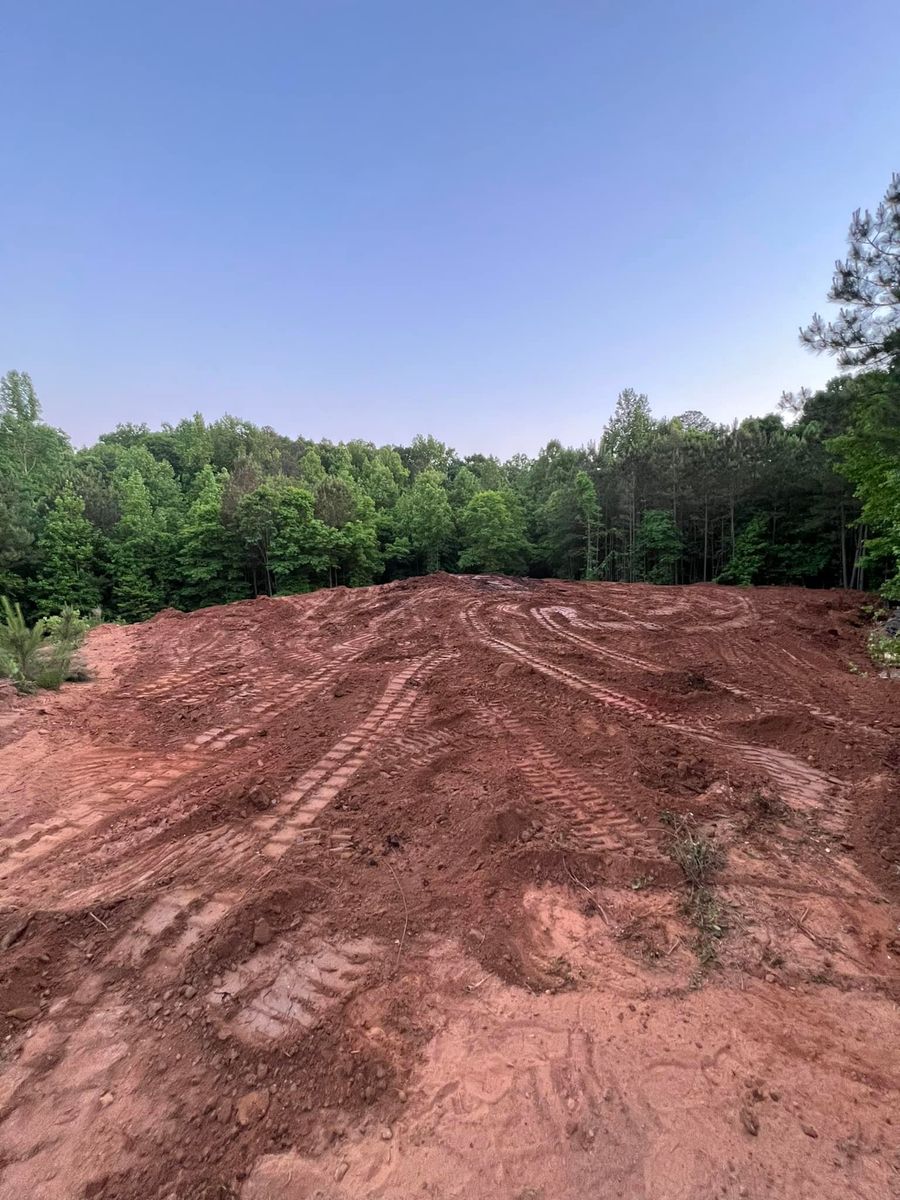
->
[466, 599, 851, 832]
[207, 927, 379, 1044]
[373, 693, 457, 774]
[475, 701, 662, 859]
[461, 603, 661, 723]
[530, 606, 668, 675]
[47, 655, 454, 1109]
[0, 748, 209, 892]
[65, 650, 452, 912]
[530, 604, 877, 739]
[2, 623, 399, 907]
[255, 650, 456, 860]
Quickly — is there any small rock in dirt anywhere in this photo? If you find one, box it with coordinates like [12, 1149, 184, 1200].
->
[246, 785, 272, 810]
[740, 1106, 760, 1136]
[334, 1162, 349, 1182]
[147, 1001, 163, 1018]
[765, 972, 776, 984]
[216, 1099, 233, 1124]
[0, 914, 32, 952]
[182, 985, 196, 999]
[801, 1121, 819, 1138]
[100, 1091, 115, 1107]
[4, 1005, 40, 1021]
[380, 1126, 393, 1141]
[252, 919, 273, 946]
[495, 663, 516, 678]
[236, 1090, 269, 1127]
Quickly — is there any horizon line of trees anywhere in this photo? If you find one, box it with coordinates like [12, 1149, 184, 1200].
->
[0, 368, 894, 622]
[1, 173, 898, 621]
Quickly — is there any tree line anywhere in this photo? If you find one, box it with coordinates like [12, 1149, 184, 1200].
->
[1, 174, 898, 621]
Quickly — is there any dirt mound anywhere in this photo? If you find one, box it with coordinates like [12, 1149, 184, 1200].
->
[0, 575, 897, 1199]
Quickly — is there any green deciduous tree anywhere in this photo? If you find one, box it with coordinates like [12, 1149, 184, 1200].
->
[458, 490, 530, 574]
[0, 371, 73, 600]
[237, 480, 336, 595]
[395, 469, 454, 573]
[31, 489, 101, 616]
[634, 509, 682, 584]
[110, 470, 169, 620]
[178, 466, 247, 608]
[716, 514, 767, 586]
[826, 371, 900, 596]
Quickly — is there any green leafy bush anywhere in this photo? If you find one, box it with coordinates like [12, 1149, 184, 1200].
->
[868, 631, 900, 667]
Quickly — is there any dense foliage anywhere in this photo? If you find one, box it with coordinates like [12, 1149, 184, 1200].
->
[1, 367, 895, 619]
[1, 174, 898, 620]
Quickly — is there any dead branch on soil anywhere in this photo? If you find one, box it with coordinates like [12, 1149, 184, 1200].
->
[387, 861, 409, 971]
[562, 854, 611, 926]
[784, 906, 868, 970]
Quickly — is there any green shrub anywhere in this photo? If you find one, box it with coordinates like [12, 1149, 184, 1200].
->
[868, 631, 900, 666]
[0, 598, 90, 692]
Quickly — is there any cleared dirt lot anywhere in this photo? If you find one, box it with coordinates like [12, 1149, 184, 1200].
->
[0, 574, 898, 1199]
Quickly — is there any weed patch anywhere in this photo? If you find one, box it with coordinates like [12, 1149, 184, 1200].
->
[662, 811, 726, 968]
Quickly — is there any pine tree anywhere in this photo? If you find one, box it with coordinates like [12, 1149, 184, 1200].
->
[802, 173, 900, 369]
[574, 471, 601, 580]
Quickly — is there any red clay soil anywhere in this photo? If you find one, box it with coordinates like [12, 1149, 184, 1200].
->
[0, 575, 898, 1199]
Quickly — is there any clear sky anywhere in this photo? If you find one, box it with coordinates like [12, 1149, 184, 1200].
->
[2, 1, 898, 456]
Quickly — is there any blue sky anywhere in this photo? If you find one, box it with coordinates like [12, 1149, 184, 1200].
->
[2, 1, 898, 455]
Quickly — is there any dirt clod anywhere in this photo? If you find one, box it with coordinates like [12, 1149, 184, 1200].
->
[237, 1090, 270, 1127]
[740, 1106, 760, 1136]
[252, 919, 273, 947]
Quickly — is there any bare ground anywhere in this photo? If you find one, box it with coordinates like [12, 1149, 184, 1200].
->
[0, 574, 898, 1199]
